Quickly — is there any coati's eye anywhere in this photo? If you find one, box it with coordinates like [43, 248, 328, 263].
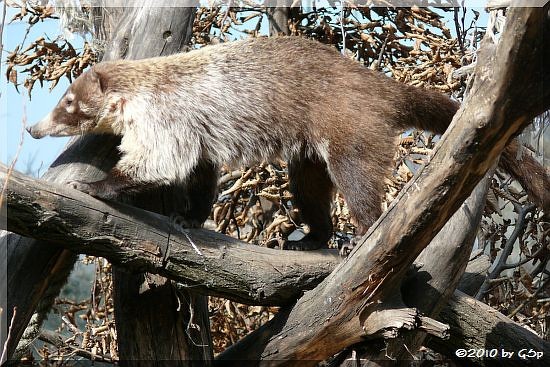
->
[65, 93, 75, 108]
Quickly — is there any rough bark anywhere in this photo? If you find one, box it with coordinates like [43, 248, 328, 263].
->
[215, 175, 488, 363]
[457, 253, 491, 297]
[1, 162, 340, 305]
[3, 164, 549, 365]
[359, 172, 494, 364]
[501, 139, 549, 212]
[427, 290, 550, 367]
[1, 4, 213, 364]
[267, 1, 291, 36]
[218, 6, 550, 364]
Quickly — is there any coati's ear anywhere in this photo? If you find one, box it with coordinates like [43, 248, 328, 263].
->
[89, 68, 107, 93]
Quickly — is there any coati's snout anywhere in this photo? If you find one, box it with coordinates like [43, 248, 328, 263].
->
[26, 67, 115, 139]
[27, 106, 86, 138]
[27, 106, 89, 139]
[26, 112, 62, 139]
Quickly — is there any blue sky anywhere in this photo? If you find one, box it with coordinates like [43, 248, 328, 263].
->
[2, 6, 73, 176]
[1, 6, 487, 178]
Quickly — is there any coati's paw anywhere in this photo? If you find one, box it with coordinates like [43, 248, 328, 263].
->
[67, 180, 116, 199]
[283, 239, 325, 251]
[338, 239, 354, 256]
[68, 180, 99, 197]
[337, 236, 361, 256]
[169, 214, 202, 233]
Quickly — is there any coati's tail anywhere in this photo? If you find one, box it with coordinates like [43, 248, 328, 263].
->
[401, 86, 549, 212]
[402, 87, 460, 135]
[501, 140, 550, 211]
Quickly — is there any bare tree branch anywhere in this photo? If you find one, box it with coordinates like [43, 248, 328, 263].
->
[3, 162, 549, 365]
[428, 290, 550, 366]
[1, 162, 340, 306]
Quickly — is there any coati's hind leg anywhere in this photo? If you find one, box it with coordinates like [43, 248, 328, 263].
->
[173, 159, 219, 228]
[167, 160, 218, 241]
[284, 155, 334, 250]
[327, 147, 388, 239]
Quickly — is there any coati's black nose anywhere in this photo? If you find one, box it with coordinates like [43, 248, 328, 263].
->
[25, 125, 40, 139]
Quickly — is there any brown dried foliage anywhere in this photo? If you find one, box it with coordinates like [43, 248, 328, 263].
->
[7, 0, 56, 25]
[209, 298, 278, 354]
[23, 257, 116, 363]
[5, 1, 97, 98]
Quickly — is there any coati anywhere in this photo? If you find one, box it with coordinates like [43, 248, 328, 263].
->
[27, 36, 460, 250]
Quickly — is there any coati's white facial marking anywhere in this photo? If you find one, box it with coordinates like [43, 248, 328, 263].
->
[26, 111, 75, 138]
[65, 93, 75, 113]
[78, 101, 89, 113]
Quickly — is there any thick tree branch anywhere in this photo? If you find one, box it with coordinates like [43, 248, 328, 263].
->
[501, 139, 549, 212]
[428, 290, 550, 366]
[363, 171, 494, 364]
[1, 162, 340, 306]
[218, 292, 550, 366]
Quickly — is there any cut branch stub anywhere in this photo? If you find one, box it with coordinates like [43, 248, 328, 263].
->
[362, 307, 417, 339]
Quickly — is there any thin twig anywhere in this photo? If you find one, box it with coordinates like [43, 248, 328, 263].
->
[340, 5, 346, 55]
[376, 34, 389, 71]
[476, 203, 536, 300]
[509, 275, 550, 318]
[0, 307, 16, 364]
[38, 330, 114, 363]
[501, 245, 548, 270]
[0, 98, 26, 210]
[453, 7, 464, 53]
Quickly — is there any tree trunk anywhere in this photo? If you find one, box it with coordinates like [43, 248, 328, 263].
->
[1, 4, 213, 364]
[267, 1, 290, 36]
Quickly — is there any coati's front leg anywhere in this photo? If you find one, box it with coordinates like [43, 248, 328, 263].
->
[70, 131, 203, 198]
[170, 159, 218, 228]
[69, 168, 141, 199]
[285, 155, 334, 250]
[69, 158, 219, 229]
